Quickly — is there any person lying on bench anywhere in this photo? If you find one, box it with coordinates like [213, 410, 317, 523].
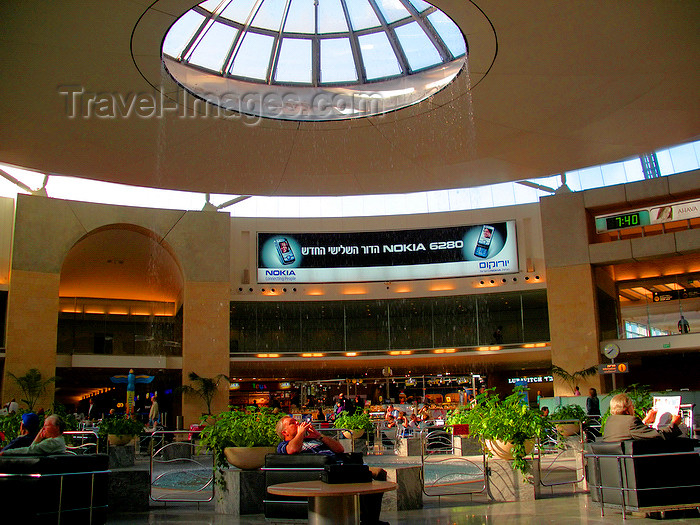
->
[603, 394, 682, 442]
[0, 414, 66, 455]
[275, 416, 389, 525]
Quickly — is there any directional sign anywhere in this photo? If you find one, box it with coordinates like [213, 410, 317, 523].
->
[599, 363, 629, 374]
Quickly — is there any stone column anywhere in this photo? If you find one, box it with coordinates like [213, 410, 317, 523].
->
[182, 281, 230, 426]
[2, 270, 60, 409]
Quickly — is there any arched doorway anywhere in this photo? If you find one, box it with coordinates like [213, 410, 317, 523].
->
[56, 224, 184, 422]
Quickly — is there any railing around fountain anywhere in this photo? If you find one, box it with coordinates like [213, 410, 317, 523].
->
[148, 430, 214, 503]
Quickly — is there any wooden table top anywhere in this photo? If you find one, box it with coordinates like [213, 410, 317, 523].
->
[267, 480, 397, 497]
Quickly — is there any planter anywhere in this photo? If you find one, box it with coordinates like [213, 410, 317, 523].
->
[484, 439, 534, 461]
[556, 423, 580, 437]
[108, 434, 135, 446]
[341, 429, 365, 440]
[224, 446, 276, 470]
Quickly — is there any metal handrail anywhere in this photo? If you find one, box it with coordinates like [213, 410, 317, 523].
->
[419, 425, 487, 498]
[64, 430, 100, 454]
[148, 430, 214, 503]
[536, 418, 586, 488]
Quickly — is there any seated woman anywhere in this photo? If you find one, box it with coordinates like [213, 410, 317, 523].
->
[603, 393, 682, 441]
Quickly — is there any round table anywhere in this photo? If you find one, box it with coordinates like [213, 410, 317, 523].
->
[267, 479, 397, 525]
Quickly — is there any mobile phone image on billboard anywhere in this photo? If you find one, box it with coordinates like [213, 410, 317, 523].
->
[473, 225, 495, 258]
[274, 238, 295, 265]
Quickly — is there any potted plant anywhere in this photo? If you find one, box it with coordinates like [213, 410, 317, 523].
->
[453, 387, 549, 477]
[178, 371, 229, 417]
[98, 415, 145, 445]
[333, 410, 374, 439]
[199, 407, 284, 470]
[550, 404, 587, 436]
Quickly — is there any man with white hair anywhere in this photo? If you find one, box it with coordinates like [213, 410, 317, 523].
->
[603, 393, 682, 442]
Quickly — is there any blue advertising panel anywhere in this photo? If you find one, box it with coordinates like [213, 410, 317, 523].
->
[257, 221, 518, 283]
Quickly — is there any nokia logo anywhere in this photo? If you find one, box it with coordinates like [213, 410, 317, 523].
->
[265, 270, 296, 276]
[479, 260, 509, 270]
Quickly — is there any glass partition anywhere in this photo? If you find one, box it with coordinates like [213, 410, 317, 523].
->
[230, 289, 549, 354]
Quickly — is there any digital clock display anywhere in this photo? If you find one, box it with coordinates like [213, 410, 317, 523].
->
[605, 212, 641, 230]
[595, 210, 651, 233]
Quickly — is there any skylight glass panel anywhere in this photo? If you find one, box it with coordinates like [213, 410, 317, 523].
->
[188, 22, 238, 71]
[375, 0, 411, 23]
[251, 0, 286, 30]
[318, 0, 348, 33]
[394, 22, 441, 71]
[163, 11, 205, 58]
[284, 0, 316, 34]
[229, 32, 275, 80]
[345, 0, 382, 30]
[408, 0, 432, 13]
[358, 32, 401, 79]
[427, 11, 466, 57]
[275, 38, 312, 83]
[320, 38, 357, 82]
[220, 0, 258, 22]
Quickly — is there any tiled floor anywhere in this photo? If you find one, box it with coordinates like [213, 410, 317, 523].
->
[107, 494, 700, 524]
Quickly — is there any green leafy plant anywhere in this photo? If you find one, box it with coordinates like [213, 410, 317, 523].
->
[447, 387, 550, 477]
[550, 364, 598, 395]
[8, 368, 56, 410]
[98, 416, 145, 437]
[333, 410, 374, 433]
[178, 372, 229, 416]
[445, 407, 471, 426]
[550, 404, 587, 422]
[199, 407, 284, 470]
[0, 412, 23, 447]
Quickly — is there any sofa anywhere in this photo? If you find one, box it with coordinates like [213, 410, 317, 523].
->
[585, 438, 700, 517]
[0, 453, 110, 523]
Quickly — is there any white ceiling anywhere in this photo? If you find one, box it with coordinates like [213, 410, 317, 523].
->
[0, 0, 698, 197]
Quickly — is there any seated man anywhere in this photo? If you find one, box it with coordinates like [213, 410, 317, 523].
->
[603, 393, 682, 441]
[1, 412, 40, 452]
[0, 414, 66, 455]
[276, 416, 389, 525]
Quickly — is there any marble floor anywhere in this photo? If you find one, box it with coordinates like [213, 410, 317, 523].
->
[107, 494, 700, 524]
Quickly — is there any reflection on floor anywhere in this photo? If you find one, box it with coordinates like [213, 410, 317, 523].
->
[107, 493, 700, 524]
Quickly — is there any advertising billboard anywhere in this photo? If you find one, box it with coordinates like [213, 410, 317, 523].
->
[257, 221, 518, 283]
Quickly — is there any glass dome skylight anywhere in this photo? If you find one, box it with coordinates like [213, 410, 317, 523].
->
[162, 0, 467, 120]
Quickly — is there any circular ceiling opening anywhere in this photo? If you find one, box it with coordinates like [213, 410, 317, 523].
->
[162, 0, 467, 121]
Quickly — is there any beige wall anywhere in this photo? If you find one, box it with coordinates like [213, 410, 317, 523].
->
[2, 270, 60, 409]
[540, 170, 700, 395]
[2, 195, 230, 420]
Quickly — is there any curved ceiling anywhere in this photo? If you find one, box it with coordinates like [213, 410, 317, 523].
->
[60, 226, 184, 303]
[0, 1, 698, 197]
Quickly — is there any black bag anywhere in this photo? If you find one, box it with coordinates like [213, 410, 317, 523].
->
[321, 463, 372, 484]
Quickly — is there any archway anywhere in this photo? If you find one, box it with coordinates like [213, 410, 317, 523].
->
[56, 224, 184, 421]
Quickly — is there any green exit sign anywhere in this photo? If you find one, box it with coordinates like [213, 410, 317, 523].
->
[663, 343, 671, 348]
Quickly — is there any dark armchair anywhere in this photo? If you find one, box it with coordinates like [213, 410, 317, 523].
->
[585, 438, 700, 518]
[0, 453, 110, 523]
